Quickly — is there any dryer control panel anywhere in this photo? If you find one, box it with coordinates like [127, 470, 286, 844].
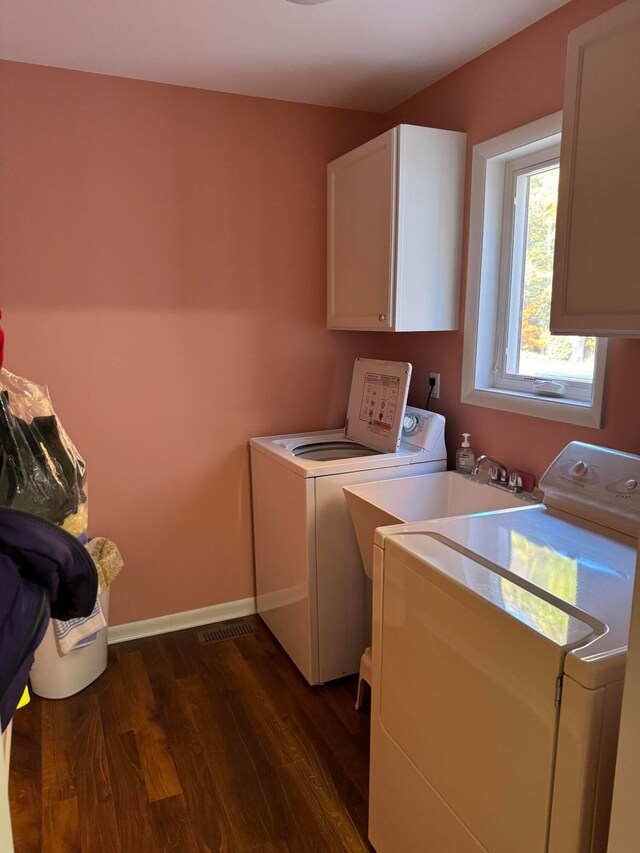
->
[539, 441, 640, 537]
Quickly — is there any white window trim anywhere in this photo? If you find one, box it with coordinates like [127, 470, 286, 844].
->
[461, 112, 607, 428]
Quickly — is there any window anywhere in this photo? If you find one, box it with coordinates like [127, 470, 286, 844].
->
[462, 113, 607, 428]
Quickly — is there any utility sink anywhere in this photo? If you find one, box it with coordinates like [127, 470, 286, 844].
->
[344, 471, 533, 579]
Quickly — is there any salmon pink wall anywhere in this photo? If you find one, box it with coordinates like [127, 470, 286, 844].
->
[374, 0, 640, 476]
[0, 61, 382, 625]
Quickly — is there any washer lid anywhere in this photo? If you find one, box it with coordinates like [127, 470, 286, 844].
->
[345, 358, 412, 453]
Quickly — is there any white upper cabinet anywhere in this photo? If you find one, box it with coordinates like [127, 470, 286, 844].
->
[327, 125, 466, 332]
[551, 0, 640, 337]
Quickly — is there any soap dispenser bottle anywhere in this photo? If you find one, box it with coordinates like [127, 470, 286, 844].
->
[456, 433, 475, 474]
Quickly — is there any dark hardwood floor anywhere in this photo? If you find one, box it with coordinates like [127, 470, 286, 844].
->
[9, 616, 372, 852]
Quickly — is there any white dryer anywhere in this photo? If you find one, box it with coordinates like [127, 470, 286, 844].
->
[369, 442, 640, 853]
[250, 358, 447, 685]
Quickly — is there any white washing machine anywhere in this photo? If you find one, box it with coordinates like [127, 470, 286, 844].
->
[369, 441, 640, 853]
[250, 358, 447, 685]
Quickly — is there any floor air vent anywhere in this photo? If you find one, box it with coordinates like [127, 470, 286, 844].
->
[197, 622, 255, 645]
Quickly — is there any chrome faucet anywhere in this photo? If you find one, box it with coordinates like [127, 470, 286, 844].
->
[472, 454, 509, 484]
[471, 455, 524, 494]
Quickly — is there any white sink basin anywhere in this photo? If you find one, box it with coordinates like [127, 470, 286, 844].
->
[344, 471, 533, 578]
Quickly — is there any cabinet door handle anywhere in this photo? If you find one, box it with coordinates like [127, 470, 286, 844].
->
[379, 314, 388, 322]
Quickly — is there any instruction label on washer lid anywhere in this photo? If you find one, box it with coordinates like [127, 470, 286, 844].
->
[346, 358, 411, 453]
[359, 372, 400, 436]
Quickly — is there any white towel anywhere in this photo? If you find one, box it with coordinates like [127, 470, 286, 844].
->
[53, 596, 107, 655]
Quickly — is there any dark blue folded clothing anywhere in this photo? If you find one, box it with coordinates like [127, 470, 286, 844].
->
[0, 508, 98, 729]
[0, 508, 97, 620]
[0, 553, 48, 730]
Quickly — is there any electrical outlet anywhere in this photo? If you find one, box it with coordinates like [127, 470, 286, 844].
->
[429, 372, 440, 399]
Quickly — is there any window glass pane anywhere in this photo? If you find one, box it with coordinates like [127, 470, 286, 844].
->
[512, 165, 596, 383]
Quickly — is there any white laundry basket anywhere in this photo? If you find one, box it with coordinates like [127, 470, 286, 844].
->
[30, 588, 110, 699]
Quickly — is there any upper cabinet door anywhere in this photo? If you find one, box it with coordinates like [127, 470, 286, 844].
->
[551, 0, 640, 337]
[327, 125, 466, 332]
[327, 129, 397, 331]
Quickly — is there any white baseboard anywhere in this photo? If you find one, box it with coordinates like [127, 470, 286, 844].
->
[108, 597, 257, 645]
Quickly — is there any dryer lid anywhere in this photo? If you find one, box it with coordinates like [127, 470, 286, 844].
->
[345, 358, 412, 454]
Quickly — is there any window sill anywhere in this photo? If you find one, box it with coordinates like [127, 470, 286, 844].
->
[461, 385, 604, 428]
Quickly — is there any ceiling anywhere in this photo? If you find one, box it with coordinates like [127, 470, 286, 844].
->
[0, 0, 571, 113]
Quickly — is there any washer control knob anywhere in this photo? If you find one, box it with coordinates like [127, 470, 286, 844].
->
[625, 478, 638, 491]
[403, 414, 419, 434]
[571, 461, 589, 477]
